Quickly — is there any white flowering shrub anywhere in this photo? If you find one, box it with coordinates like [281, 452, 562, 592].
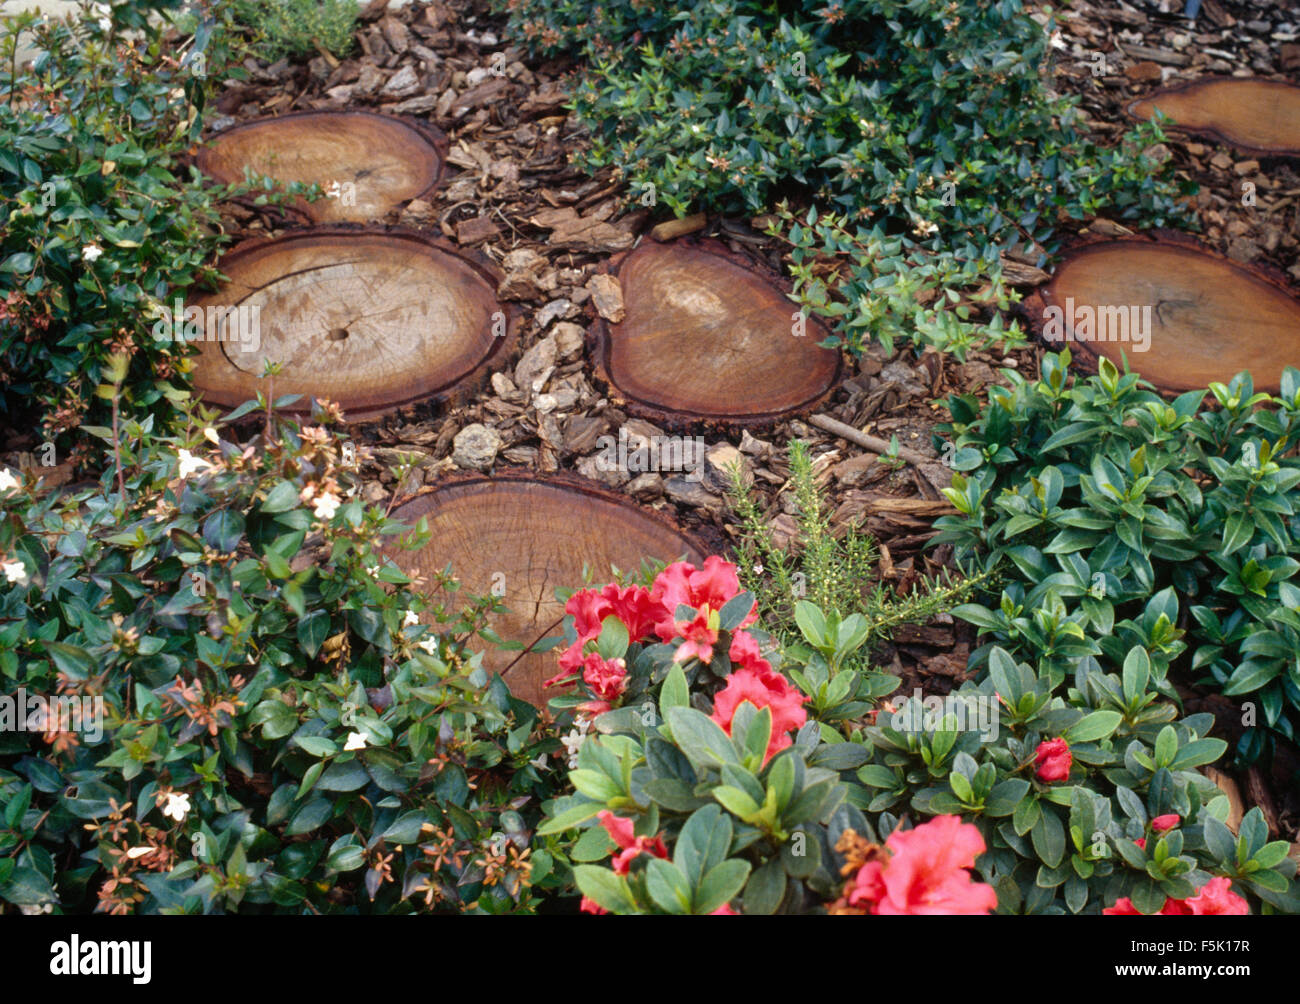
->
[0, 397, 565, 914]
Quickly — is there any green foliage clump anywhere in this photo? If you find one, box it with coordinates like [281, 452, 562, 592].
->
[231, 0, 359, 62]
[935, 350, 1300, 767]
[0, 2, 237, 446]
[0, 395, 563, 914]
[496, 0, 1193, 356]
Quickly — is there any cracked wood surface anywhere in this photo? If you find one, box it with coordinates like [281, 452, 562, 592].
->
[390, 475, 704, 707]
[190, 228, 514, 420]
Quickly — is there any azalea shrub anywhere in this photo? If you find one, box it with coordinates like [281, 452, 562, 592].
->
[934, 351, 1300, 767]
[532, 558, 1297, 914]
[0, 394, 563, 914]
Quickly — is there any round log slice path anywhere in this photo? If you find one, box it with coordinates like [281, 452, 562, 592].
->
[590, 238, 843, 427]
[1025, 237, 1300, 394]
[197, 111, 447, 222]
[190, 227, 516, 421]
[390, 474, 706, 707]
[1127, 78, 1300, 158]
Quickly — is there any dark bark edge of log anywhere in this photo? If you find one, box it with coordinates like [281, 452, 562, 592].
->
[1125, 77, 1300, 159]
[1020, 229, 1300, 396]
[193, 223, 520, 425]
[195, 111, 451, 224]
[586, 234, 845, 433]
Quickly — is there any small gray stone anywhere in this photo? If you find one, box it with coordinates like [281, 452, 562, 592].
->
[514, 334, 558, 393]
[452, 424, 502, 470]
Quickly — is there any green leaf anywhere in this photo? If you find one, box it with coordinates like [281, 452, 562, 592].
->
[261, 480, 301, 513]
[1032, 808, 1066, 868]
[596, 615, 629, 661]
[674, 804, 731, 887]
[693, 859, 751, 915]
[743, 858, 787, 915]
[1064, 710, 1122, 744]
[659, 664, 689, 714]
[286, 797, 332, 836]
[573, 865, 636, 914]
[665, 706, 738, 768]
[645, 858, 693, 914]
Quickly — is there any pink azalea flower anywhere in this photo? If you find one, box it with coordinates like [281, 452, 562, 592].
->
[847, 815, 998, 915]
[710, 665, 807, 763]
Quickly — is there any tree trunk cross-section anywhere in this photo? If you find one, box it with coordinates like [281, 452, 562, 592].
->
[390, 475, 705, 707]
[1028, 238, 1300, 394]
[198, 111, 447, 222]
[1127, 79, 1300, 158]
[590, 239, 842, 426]
[190, 228, 515, 421]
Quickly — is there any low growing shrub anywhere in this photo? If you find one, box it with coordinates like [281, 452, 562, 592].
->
[0, 392, 563, 914]
[935, 351, 1300, 767]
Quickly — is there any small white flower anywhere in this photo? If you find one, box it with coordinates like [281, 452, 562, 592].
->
[403, 610, 420, 627]
[202, 427, 220, 445]
[3, 561, 28, 586]
[529, 753, 549, 770]
[80, 243, 103, 263]
[162, 792, 191, 822]
[176, 449, 212, 479]
[561, 721, 591, 769]
[313, 493, 341, 520]
[0, 467, 20, 493]
[416, 636, 438, 655]
[19, 903, 53, 915]
[344, 731, 368, 751]
[1049, 29, 1066, 50]
[125, 846, 154, 859]
[752, 563, 763, 575]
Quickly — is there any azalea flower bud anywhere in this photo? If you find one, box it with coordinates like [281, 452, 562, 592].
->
[1034, 738, 1072, 782]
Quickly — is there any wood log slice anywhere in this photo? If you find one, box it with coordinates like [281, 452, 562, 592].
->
[189, 228, 516, 421]
[198, 111, 447, 222]
[590, 238, 842, 427]
[390, 474, 705, 707]
[1127, 78, 1300, 158]
[1026, 238, 1300, 394]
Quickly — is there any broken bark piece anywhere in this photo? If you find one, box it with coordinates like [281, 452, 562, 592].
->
[198, 111, 448, 222]
[190, 227, 516, 422]
[390, 474, 706, 706]
[1128, 78, 1300, 158]
[1025, 237, 1300, 394]
[590, 239, 842, 426]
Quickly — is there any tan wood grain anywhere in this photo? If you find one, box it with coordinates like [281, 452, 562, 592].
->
[390, 478, 704, 706]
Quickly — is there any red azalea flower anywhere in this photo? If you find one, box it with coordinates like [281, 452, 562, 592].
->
[1184, 877, 1249, 915]
[710, 903, 740, 915]
[728, 630, 772, 673]
[582, 652, 627, 703]
[1034, 738, 1072, 782]
[1150, 814, 1180, 833]
[710, 665, 808, 763]
[580, 896, 608, 915]
[651, 556, 756, 653]
[1134, 837, 1146, 850]
[598, 810, 668, 876]
[600, 582, 668, 643]
[848, 815, 997, 915]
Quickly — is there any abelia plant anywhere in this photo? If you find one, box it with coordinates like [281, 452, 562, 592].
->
[0, 396, 564, 914]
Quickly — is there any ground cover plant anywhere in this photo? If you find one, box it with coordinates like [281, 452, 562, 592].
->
[495, 0, 1193, 356]
[935, 351, 1300, 768]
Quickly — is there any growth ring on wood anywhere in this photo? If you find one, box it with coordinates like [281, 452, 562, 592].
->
[189, 228, 515, 421]
[198, 111, 447, 222]
[590, 239, 842, 426]
[1029, 238, 1300, 394]
[1127, 78, 1300, 158]
[390, 474, 705, 707]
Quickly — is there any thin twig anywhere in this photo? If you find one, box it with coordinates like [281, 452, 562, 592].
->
[807, 413, 933, 467]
